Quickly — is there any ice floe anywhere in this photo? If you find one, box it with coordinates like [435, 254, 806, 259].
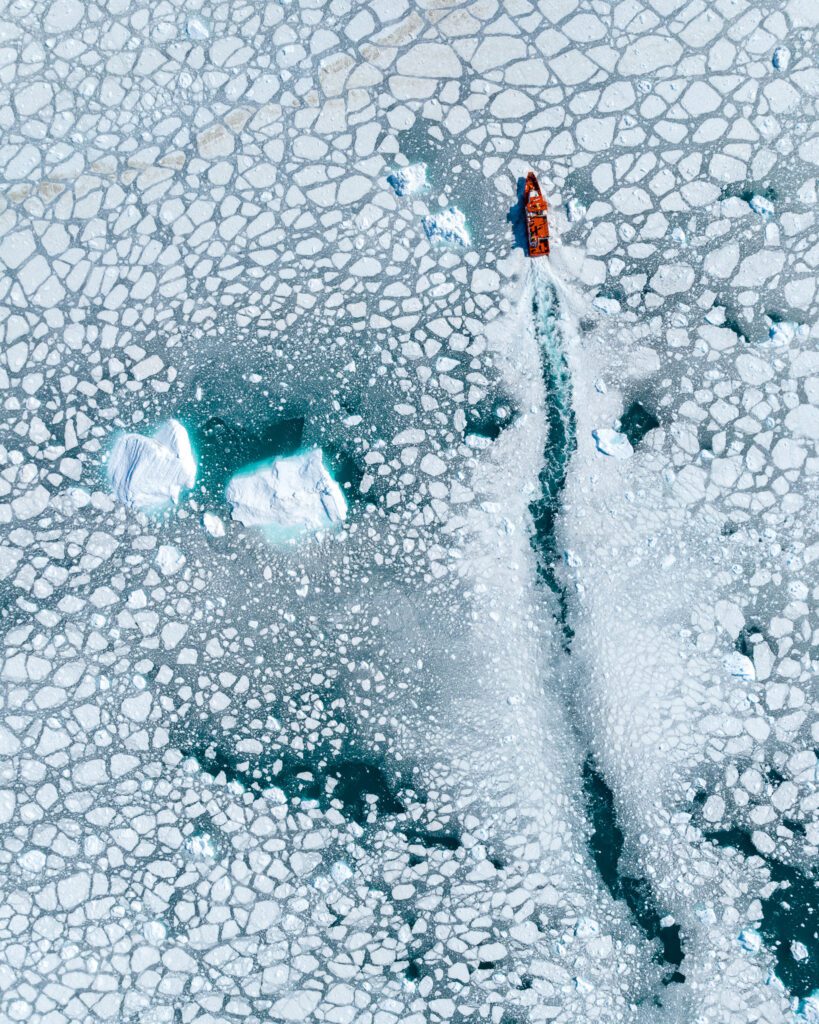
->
[225, 449, 346, 534]
[107, 419, 196, 508]
[422, 207, 470, 247]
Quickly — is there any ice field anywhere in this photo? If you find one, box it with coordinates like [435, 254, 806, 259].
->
[0, 0, 818, 1021]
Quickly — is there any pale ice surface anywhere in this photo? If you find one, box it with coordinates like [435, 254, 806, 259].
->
[225, 449, 346, 533]
[107, 419, 196, 508]
[1, 1, 818, 1023]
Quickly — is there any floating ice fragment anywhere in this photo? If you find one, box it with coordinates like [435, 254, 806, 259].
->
[737, 928, 762, 953]
[749, 194, 774, 217]
[592, 428, 633, 460]
[388, 163, 427, 196]
[155, 544, 185, 575]
[793, 941, 809, 962]
[203, 512, 226, 537]
[108, 419, 196, 509]
[423, 207, 470, 247]
[772, 46, 790, 71]
[225, 449, 346, 535]
[724, 650, 755, 682]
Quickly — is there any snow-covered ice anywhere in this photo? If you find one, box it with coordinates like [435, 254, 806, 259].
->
[107, 419, 196, 508]
[225, 449, 346, 534]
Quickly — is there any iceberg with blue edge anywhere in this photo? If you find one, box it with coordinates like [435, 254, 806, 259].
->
[422, 207, 470, 247]
[388, 163, 427, 197]
[108, 419, 196, 509]
[225, 449, 346, 534]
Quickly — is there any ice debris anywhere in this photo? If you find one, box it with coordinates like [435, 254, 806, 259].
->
[768, 320, 798, 345]
[423, 207, 470, 247]
[108, 419, 196, 509]
[724, 651, 756, 682]
[592, 428, 634, 460]
[225, 449, 346, 534]
[388, 163, 427, 197]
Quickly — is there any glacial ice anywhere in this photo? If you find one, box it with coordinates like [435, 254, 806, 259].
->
[225, 449, 346, 534]
[388, 163, 427, 197]
[422, 207, 470, 247]
[592, 428, 634, 460]
[107, 419, 196, 508]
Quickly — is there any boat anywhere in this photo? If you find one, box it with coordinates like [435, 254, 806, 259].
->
[524, 171, 550, 257]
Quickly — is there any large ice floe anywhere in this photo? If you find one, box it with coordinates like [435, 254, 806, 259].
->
[225, 449, 346, 534]
[107, 419, 196, 508]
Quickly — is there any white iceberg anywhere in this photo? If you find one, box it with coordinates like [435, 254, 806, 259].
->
[202, 512, 226, 537]
[592, 428, 633, 460]
[422, 207, 470, 247]
[388, 163, 427, 197]
[108, 419, 196, 509]
[737, 928, 762, 954]
[155, 544, 186, 575]
[749, 194, 774, 218]
[225, 449, 346, 535]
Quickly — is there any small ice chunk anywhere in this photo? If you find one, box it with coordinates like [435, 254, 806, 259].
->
[724, 650, 755, 682]
[388, 163, 427, 197]
[737, 928, 762, 954]
[156, 545, 185, 575]
[108, 419, 196, 509]
[793, 941, 809, 962]
[749, 194, 774, 218]
[225, 449, 346, 534]
[772, 46, 790, 71]
[592, 428, 633, 460]
[203, 512, 226, 537]
[423, 207, 470, 247]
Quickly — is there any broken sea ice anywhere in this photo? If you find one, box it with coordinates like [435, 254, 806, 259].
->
[108, 419, 196, 509]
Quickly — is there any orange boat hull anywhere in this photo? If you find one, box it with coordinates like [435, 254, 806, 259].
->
[524, 171, 550, 257]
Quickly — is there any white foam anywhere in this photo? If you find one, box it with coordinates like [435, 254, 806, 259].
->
[422, 207, 470, 247]
[225, 449, 346, 534]
[108, 419, 196, 509]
